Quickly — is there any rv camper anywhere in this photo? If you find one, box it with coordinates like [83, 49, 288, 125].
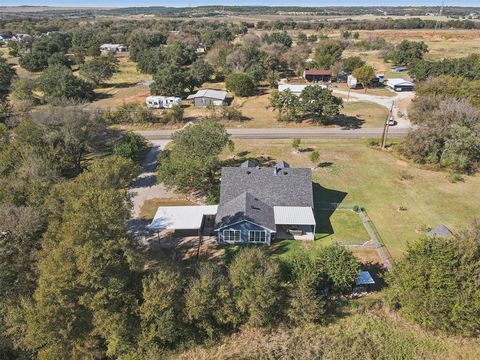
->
[146, 96, 182, 109]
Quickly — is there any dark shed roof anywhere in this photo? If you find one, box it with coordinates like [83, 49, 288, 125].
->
[427, 225, 454, 239]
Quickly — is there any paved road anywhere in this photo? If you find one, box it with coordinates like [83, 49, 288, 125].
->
[136, 127, 409, 140]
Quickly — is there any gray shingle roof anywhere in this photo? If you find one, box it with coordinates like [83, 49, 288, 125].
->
[215, 192, 275, 231]
[215, 162, 313, 229]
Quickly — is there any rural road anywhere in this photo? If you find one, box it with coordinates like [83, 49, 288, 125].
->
[136, 127, 410, 140]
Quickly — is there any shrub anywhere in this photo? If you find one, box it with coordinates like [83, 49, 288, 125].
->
[166, 104, 184, 123]
[220, 106, 243, 121]
[105, 103, 159, 124]
[112, 132, 147, 161]
[225, 72, 256, 97]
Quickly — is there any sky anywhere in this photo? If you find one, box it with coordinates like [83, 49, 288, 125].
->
[1, 1, 479, 8]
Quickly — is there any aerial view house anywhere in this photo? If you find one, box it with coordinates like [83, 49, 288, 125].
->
[187, 89, 228, 107]
[386, 78, 414, 92]
[149, 161, 316, 244]
[303, 69, 333, 83]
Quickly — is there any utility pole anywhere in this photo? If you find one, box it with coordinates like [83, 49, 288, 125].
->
[381, 102, 394, 149]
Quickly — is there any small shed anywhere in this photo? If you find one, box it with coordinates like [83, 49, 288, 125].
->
[149, 205, 218, 231]
[354, 271, 376, 293]
[187, 89, 227, 107]
[303, 69, 332, 83]
[386, 78, 414, 92]
[426, 225, 454, 239]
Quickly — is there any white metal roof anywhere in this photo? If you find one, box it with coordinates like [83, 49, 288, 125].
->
[273, 206, 316, 225]
[356, 271, 375, 286]
[187, 89, 227, 100]
[278, 84, 308, 94]
[386, 78, 413, 87]
[148, 205, 218, 230]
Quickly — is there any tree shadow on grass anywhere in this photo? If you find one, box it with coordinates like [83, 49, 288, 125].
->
[330, 115, 365, 130]
[362, 262, 388, 291]
[221, 155, 275, 168]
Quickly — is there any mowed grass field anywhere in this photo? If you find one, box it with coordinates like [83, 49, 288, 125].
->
[226, 139, 480, 259]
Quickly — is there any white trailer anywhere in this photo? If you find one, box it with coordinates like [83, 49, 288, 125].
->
[347, 75, 358, 89]
[146, 96, 182, 109]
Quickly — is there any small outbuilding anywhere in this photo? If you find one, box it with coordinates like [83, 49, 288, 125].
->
[426, 225, 454, 239]
[303, 69, 332, 83]
[353, 271, 376, 293]
[386, 78, 414, 92]
[187, 89, 227, 107]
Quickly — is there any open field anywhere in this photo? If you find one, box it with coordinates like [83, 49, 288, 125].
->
[358, 29, 480, 60]
[225, 139, 480, 259]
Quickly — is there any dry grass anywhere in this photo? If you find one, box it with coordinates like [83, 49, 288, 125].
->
[139, 198, 195, 221]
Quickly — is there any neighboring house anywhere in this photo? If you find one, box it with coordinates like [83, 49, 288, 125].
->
[386, 78, 414, 92]
[187, 89, 227, 107]
[146, 96, 181, 109]
[100, 43, 128, 53]
[426, 225, 454, 239]
[149, 161, 317, 244]
[303, 69, 332, 83]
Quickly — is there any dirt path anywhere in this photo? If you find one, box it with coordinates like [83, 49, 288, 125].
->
[128, 140, 174, 219]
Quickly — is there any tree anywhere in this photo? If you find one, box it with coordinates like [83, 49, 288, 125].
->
[292, 138, 301, 151]
[0, 57, 15, 101]
[157, 120, 230, 194]
[112, 132, 147, 161]
[37, 64, 93, 102]
[352, 65, 376, 92]
[414, 75, 480, 106]
[286, 252, 326, 325]
[187, 59, 214, 91]
[399, 97, 480, 173]
[300, 86, 343, 123]
[316, 245, 360, 293]
[229, 248, 283, 326]
[314, 40, 346, 69]
[263, 32, 293, 47]
[28, 107, 106, 176]
[309, 151, 320, 166]
[150, 64, 187, 96]
[225, 72, 256, 97]
[165, 104, 184, 124]
[393, 40, 428, 66]
[9, 157, 140, 358]
[11, 78, 36, 102]
[408, 54, 480, 81]
[342, 56, 366, 73]
[387, 221, 480, 335]
[268, 89, 301, 122]
[139, 267, 185, 354]
[79, 55, 119, 86]
[185, 263, 238, 340]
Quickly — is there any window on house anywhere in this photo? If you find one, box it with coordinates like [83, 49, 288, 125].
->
[248, 230, 267, 243]
[223, 230, 241, 242]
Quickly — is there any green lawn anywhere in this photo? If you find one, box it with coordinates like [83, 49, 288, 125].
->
[225, 139, 480, 259]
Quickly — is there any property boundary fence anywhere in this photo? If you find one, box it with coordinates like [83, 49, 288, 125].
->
[314, 202, 395, 270]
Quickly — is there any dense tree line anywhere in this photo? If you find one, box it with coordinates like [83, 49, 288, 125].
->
[409, 54, 480, 81]
[388, 221, 480, 336]
[399, 96, 480, 173]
